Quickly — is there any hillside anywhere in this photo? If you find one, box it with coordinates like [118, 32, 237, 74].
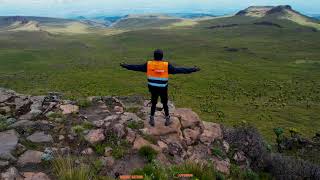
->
[0, 5, 319, 143]
[1, 88, 320, 179]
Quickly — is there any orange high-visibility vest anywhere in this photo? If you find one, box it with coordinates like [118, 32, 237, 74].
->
[147, 60, 169, 87]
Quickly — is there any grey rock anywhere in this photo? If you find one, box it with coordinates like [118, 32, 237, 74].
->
[0, 160, 9, 168]
[8, 120, 36, 129]
[17, 150, 43, 166]
[14, 97, 32, 116]
[0, 166, 23, 180]
[0, 130, 19, 162]
[0, 88, 15, 103]
[84, 129, 105, 144]
[27, 131, 53, 143]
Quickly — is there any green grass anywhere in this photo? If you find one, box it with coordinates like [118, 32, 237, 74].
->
[0, 16, 320, 142]
[138, 146, 158, 162]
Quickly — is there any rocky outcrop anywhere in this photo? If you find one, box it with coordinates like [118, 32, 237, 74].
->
[0, 88, 236, 177]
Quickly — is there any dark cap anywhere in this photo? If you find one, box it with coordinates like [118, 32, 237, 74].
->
[154, 49, 163, 60]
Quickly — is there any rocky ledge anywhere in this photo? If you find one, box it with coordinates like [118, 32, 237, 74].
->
[0, 88, 254, 179]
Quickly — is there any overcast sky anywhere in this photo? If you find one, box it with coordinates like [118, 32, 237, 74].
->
[0, 0, 319, 17]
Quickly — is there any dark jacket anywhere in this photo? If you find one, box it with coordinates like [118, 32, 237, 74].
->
[121, 62, 198, 74]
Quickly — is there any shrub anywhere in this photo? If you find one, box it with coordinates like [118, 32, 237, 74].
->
[71, 125, 85, 135]
[127, 121, 144, 130]
[77, 98, 92, 108]
[169, 161, 216, 180]
[265, 153, 320, 179]
[224, 124, 268, 170]
[132, 162, 168, 180]
[52, 156, 93, 180]
[138, 146, 158, 162]
[212, 147, 224, 159]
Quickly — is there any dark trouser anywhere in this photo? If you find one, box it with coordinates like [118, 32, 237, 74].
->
[148, 85, 169, 117]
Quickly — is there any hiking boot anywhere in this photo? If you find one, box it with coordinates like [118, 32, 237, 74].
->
[165, 116, 172, 126]
[149, 116, 155, 127]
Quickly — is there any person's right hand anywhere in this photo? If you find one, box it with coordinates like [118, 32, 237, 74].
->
[120, 62, 126, 67]
[194, 66, 201, 72]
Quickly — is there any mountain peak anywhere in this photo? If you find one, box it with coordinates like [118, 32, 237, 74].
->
[236, 5, 293, 17]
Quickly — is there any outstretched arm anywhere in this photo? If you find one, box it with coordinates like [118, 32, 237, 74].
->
[168, 64, 200, 74]
[120, 63, 147, 72]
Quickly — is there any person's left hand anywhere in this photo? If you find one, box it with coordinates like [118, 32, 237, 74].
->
[120, 62, 126, 67]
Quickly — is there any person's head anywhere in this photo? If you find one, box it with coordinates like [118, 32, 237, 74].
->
[154, 49, 163, 60]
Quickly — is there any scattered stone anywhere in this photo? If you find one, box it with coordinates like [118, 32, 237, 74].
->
[84, 129, 105, 144]
[0, 160, 9, 168]
[8, 120, 36, 129]
[114, 106, 124, 114]
[173, 108, 201, 129]
[223, 141, 230, 153]
[0, 106, 11, 114]
[200, 122, 222, 145]
[67, 134, 75, 141]
[14, 97, 32, 116]
[1, 167, 23, 180]
[15, 143, 27, 156]
[104, 115, 119, 122]
[104, 147, 112, 157]
[0, 130, 19, 162]
[58, 135, 65, 141]
[60, 147, 71, 155]
[60, 104, 79, 115]
[17, 150, 43, 166]
[233, 151, 247, 163]
[212, 157, 230, 175]
[81, 148, 94, 155]
[92, 120, 105, 128]
[27, 131, 53, 143]
[100, 156, 115, 167]
[22, 172, 50, 180]
[120, 112, 141, 123]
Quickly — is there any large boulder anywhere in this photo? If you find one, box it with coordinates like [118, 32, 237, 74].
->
[133, 135, 160, 152]
[173, 108, 201, 129]
[84, 129, 105, 144]
[141, 116, 182, 136]
[27, 131, 53, 143]
[0, 130, 19, 161]
[199, 122, 222, 145]
[17, 150, 43, 166]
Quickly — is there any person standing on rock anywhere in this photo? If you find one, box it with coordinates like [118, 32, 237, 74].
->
[120, 49, 200, 126]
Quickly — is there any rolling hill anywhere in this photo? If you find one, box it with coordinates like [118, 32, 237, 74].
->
[0, 5, 319, 142]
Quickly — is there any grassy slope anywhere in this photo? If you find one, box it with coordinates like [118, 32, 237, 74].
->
[0, 16, 319, 141]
